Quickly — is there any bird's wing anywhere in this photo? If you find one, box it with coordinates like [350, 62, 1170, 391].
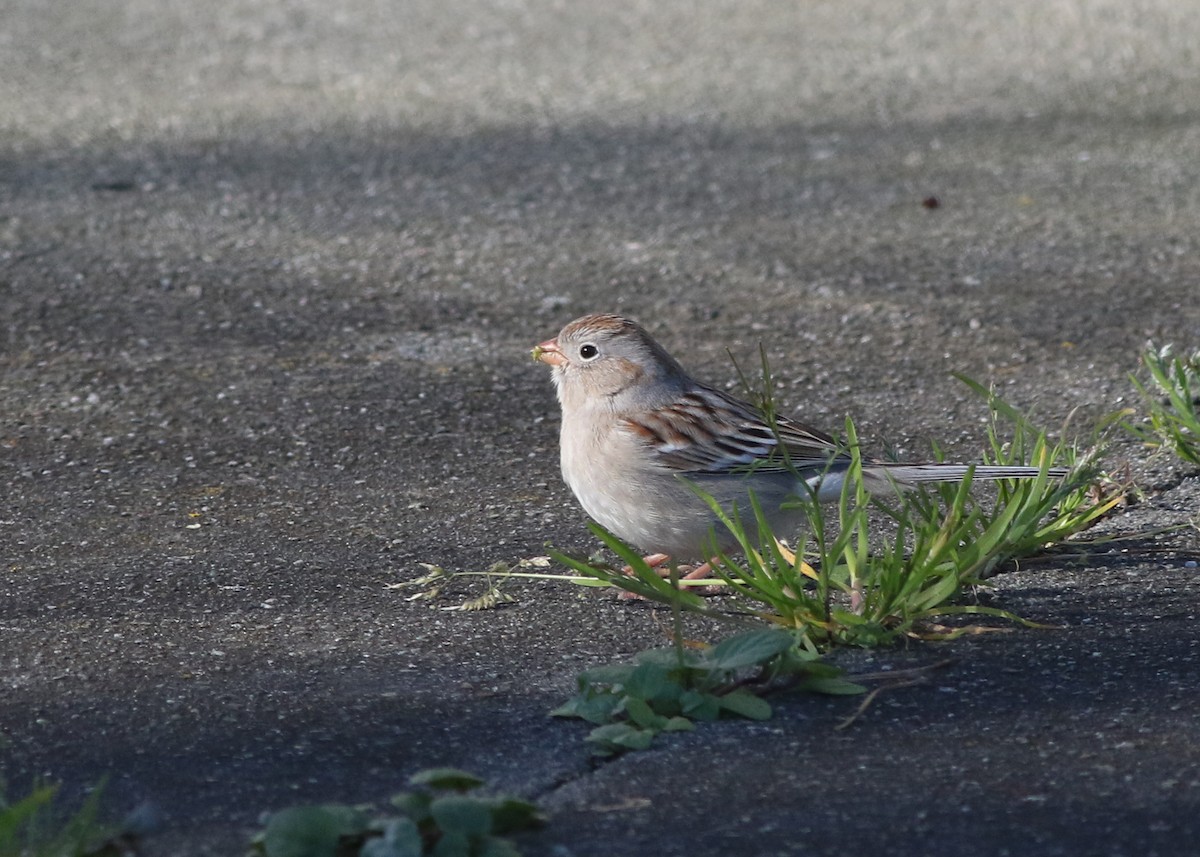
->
[620, 385, 847, 477]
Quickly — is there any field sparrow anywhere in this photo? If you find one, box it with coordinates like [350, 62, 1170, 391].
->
[534, 313, 1064, 574]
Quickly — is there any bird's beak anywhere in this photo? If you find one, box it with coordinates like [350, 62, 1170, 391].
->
[532, 337, 566, 366]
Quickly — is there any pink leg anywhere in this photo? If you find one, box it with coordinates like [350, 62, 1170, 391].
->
[620, 553, 671, 577]
[617, 554, 672, 599]
[681, 561, 725, 595]
[618, 558, 724, 600]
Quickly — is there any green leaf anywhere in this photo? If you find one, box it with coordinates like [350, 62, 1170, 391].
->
[622, 695, 668, 730]
[587, 723, 655, 753]
[486, 798, 543, 835]
[548, 698, 583, 719]
[624, 662, 679, 703]
[567, 576, 614, 587]
[359, 818, 424, 857]
[550, 693, 620, 725]
[801, 676, 867, 695]
[704, 629, 796, 670]
[431, 829, 470, 857]
[409, 769, 484, 792]
[678, 690, 721, 722]
[259, 805, 368, 857]
[662, 716, 695, 732]
[389, 792, 432, 824]
[716, 689, 773, 720]
[429, 796, 492, 838]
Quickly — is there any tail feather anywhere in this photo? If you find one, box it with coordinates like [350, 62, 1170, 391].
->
[806, 461, 1069, 502]
[867, 463, 1069, 488]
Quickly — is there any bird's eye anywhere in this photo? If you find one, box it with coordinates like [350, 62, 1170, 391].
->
[578, 343, 600, 361]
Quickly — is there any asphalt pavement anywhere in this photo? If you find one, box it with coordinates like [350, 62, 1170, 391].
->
[2, 1, 1199, 854]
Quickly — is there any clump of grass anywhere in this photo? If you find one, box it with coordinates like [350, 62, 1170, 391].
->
[1128, 343, 1200, 466]
[0, 780, 124, 857]
[913, 375, 1129, 566]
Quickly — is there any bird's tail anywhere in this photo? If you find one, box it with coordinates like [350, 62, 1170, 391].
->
[806, 461, 1068, 502]
[866, 462, 1069, 489]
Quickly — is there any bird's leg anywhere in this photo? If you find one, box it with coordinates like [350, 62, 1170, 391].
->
[620, 553, 670, 578]
[617, 554, 725, 599]
[616, 554, 671, 601]
[638, 537, 816, 583]
[677, 561, 727, 597]
[648, 554, 710, 580]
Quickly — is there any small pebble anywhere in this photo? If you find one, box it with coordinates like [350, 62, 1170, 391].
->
[1185, 560, 1197, 569]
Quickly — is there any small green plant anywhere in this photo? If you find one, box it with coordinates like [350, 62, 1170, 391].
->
[1128, 343, 1200, 466]
[906, 375, 1127, 566]
[248, 769, 542, 857]
[550, 629, 862, 756]
[0, 780, 126, 857]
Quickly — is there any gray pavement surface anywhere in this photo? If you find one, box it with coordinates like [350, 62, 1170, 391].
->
[3, 1, 1200, 854]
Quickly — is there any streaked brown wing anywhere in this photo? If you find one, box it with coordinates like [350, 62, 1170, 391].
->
[620, 384, 845, 476]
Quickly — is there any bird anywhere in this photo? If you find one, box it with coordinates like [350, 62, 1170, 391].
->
[533, 312, 1066, 580]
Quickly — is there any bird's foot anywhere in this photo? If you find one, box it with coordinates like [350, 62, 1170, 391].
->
[616, 557, 724, 599]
